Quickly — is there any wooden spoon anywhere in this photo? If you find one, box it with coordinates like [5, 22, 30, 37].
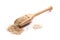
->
[14, 6, 52, 28]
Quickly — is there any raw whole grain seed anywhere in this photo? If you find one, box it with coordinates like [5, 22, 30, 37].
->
[33, 24, 42, 29]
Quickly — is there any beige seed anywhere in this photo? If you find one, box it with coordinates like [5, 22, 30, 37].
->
[33, 24, 42, 29]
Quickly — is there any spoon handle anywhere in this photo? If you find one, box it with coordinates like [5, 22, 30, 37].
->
[33, 6, 52, 18]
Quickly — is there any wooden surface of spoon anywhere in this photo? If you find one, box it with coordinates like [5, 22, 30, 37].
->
[14, 6, 53, 27]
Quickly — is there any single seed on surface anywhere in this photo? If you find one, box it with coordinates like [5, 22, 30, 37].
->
[33, 24, 42, 29]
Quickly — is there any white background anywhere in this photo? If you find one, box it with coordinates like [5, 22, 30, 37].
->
[0, 0, 60, 40]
